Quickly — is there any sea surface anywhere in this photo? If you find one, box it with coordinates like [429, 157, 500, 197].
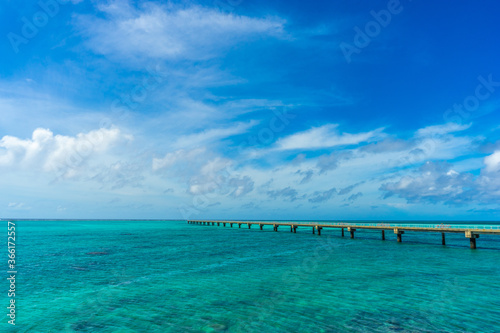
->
[3, 220, 500, 332]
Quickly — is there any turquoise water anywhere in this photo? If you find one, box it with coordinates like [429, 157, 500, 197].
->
[3, 220, 500, 332]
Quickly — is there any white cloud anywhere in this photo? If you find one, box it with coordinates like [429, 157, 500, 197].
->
[152, 148, 206, 172]
[0, 127, 132, 178]
[275, 124, 385, 150]
[172, 121, 257, 149]
[8, 202, 29, 210]
[380, 152, 500, 206]
[78, 1, 286, 62]
[380, 161, 475, 205]
[416, 123, 471, 137]
[484, 150, 500, 173]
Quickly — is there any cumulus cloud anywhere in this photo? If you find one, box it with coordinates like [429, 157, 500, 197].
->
[380, 161, 474, 204]
[347, 192, 363, 202]
[476, 150, 500, 199]
[296, 169, 313, 184]
[189, 170, 254, 198]
[78, 1, 286, 62]
[155, 150, 254, 199]
[275, 124, 385, 150]
[0, 127, 132, 178]
[308, 187, 336, 203]
[379, 161, 482, 205]
[267, 186, 302, 202]
[228, 176, 255, 197]
[316, 151, 352, 174]
[338, 182, 364, 195]
[484, 150, 500, 173]
[90, 161, 145, 190]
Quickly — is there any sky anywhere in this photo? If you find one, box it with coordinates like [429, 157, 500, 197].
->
[1, 0, 500, 220]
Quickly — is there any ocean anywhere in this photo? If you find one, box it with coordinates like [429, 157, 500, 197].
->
[3, 220, 500, 332]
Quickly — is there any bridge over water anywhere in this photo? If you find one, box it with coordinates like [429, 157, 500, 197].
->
[188, 220, 500, 249]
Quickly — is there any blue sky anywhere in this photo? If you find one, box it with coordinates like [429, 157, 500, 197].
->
[1, 0, 500, 220]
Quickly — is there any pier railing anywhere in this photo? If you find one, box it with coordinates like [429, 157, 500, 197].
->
[269, 222, 500, 230]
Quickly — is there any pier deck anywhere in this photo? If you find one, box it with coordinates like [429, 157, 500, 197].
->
[187, 220, 500, 249]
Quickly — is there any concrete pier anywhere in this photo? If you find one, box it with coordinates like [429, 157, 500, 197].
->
[188, 220, 500, 249]
[394, 229, 404, 243]
[466, 231, 479, 249]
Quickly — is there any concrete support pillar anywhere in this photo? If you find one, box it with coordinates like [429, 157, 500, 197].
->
[260, 224, 263, 230]
[217, 222, 220, 226]
[317, 226, 322, 236]
[312, 227, 315, 234]
[223, 223, 226, 227]
[341, 228, 344, 237]
[348, 227, 356, 239]
[470, 237, 477, 249]
[290, 225, 293, 232]
[248, 224, 251, 229]
[465, 231, 479, 249]
[382, 230, 385, 240]
[238, 224, 241, 228]
[212, 222, 215, 226]
[293, 226, 297, 233]
[442, 233, 446, 245]
[230, 223, 233, 227]
[394, 229, 404, 242]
